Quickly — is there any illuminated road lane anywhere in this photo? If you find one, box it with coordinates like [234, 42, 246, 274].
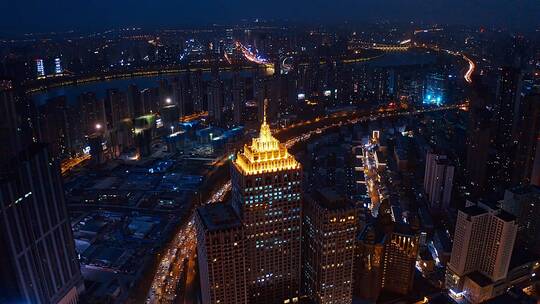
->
[462, 54, 475, 84]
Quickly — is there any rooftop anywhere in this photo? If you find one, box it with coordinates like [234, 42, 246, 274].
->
[197, 203, 242, 232]
[495, 210, 516, 222]
[308, 188, 356, 211]
[466, 271, 493, 288]
[461, 205, 488, 217]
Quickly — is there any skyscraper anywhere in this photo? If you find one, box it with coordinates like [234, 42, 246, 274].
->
[36, 59, 45, 78]
[0, 80, 83, 303]
[231, 102, 302, 304]
[446, 203, 517, 303]
[196, 203, 247, 304]
[512, 90, 540, 185]
[302, 189, 357, 304]
[190, 69, 204, 113]
[232, 71, 245, 125]
[353, 200, 420, 301]
[54, 58, 63, 75]
[424, 152, 454, 211]
[501, 185, 540, 253]
[0, 144, 84, 304]
[207, 77, 223, 125]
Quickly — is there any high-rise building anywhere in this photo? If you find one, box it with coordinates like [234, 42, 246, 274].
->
[353, 200, 420, 300]
[494, 67, 523, 145]
[446, 203, 517, 303]
[78, 92, 106, 136]
[353, 225, 384, 301]
[0, 143, 84, 304]
[126, 84, 141, 118]
[0, 80, 26, 158]
[207, 78, 223, 125]
[231, 102, 302, 304]
[104, 89, 129, 130]
[465, 90, 492, 198]
[0, 82, 83, 303]
[54, 57, 63, 75]
[0, 82, 84, 301]
[37, 96, 73, 158]
[36, 59, 45, 78]
[424, 72, 447, 105]
[512, 90, 540, 185]
[501, 185, 540, 253]
[302, 189, 357, 304]
[171, 75, 190, 118]
[424, 152, 454, 210]
[196, 203, 247, 304]
[232, 72, 245, 125]
[190, 70, 204, 113]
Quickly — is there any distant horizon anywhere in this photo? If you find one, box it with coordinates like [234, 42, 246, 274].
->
[0, 0, 538, 35]
[0, 20, 537, 38]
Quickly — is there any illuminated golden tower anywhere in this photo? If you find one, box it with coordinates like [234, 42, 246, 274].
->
[231, 100, 302, 304]
[234, 101, 300, 175]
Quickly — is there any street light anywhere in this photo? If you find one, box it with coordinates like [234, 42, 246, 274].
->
[166, 98, 172, 104]
[95, 123, 102, 130]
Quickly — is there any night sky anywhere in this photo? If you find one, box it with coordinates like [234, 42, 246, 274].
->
[1, 0, 539, 33]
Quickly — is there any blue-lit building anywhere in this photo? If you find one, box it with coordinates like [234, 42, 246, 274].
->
[424, 72, 447, 105]
[54, 58, 63, 74]
[36, 59, 45, 78]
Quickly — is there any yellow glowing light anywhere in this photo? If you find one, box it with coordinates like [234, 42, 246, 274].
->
[233, 100, 300, 175]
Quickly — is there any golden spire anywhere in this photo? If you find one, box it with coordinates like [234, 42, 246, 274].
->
[263, 98, 268, 125]
[233, 99, 300, 175]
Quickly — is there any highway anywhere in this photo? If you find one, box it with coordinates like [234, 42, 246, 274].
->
[61, 153, 91, 176]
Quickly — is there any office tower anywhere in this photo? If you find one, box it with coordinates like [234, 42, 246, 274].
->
[354, 225, 384, 301]
[0, 83, 82, 302]
[399, 76, 424, 104]
[232, 72, 245, 125]
[424, 72, 447, 105]
[54, 58, 63, 74]
[190, 70, 204, 112]
[465, 90, 492, 198]
[225, 28, 234, 54]
[78, 92, 106, 136]
[36, 59, 45, 78]
[424, 152, 454, 210]
[88, 133, 106, 166]
[512, 90, 540, 185]
[126, 84, 141, 118]
[354, 201, 420, 300]
[196, 203, 247, 304]
[494, 67, 523, 145]
[446, 203, 517, 303]
[231, 103, 302, 304]
[141, 88, 157, 115]
[158, 79, 171, 108]
[37, 96, 72, 158]
[207, 78, 223, 125]
[501, 185, 540, 253]
[104, 89, 128, 130]
[171, 75, 190, 118]
[381, 224, 419, 295]
[0, 80, 25, 158]
[0, 143, 84, 304]
[302, 189, 357, 304]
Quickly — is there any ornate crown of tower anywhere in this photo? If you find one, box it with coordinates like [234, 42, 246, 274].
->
[233, 100, 300, 175]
